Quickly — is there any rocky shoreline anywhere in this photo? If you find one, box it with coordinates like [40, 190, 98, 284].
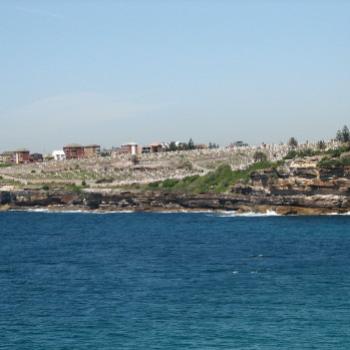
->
[0, 191, 348, 215]
[1, 158, 350, 215]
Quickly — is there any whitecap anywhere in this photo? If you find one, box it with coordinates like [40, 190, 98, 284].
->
[213, 210, 280, 217]
[11, 208, 137, 214]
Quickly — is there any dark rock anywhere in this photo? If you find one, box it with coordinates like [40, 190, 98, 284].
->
[292, 167, 318, 179]
[0, 191, 11, 205]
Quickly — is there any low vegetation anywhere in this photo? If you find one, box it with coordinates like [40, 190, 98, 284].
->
[143, 161, 282, 194]
[325, 145, 350, 158]
[284, 144, 350, 162]
[318, 151, 350, 168]
[318, 158, 346, 168]
[284, 148, 320, 159]
[65, 183, 84, 194]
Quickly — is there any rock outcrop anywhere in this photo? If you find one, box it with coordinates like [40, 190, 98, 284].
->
[1, 159, 350, 215]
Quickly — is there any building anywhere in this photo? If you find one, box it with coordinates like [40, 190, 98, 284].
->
[120, 142, 140, 155]
[14, 149, 30, 164]
[141, 146, 151, 154]
[52, 150, 66, 161]
[83, 144, 101, 158]
[99, 148, 112, 157]
[0, 151, 14, 164]
[149, 143, 164, 153]
[111, 147, 126, 158]
[0, 150, 31, 164]
[63, 144, 84, 160]
[195, 144, 209, 150]
[30, 153, 43, 162]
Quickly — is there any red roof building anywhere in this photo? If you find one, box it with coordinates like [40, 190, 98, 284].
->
[63, 144, 85, 160]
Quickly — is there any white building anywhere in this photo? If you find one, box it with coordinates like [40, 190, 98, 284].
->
[52, 150, 66, 161]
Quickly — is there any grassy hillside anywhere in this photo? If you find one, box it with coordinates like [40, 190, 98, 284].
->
[144, 161, 281, 194]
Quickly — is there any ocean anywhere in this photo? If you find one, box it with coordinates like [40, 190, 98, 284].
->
[1, 212, 350, 349]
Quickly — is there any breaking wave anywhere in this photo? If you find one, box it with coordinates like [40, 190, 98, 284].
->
[212, 210, 280, 217]
[10, 208, 350, 216]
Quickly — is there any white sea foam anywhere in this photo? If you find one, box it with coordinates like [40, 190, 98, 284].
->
[25, 208, 50, 213]
[212, 210, 280, 217]
[12, 208, 136, 214]
[324, 212, 350, 216]
[238, 210, 279, 217]
[11, 208, 350, 216]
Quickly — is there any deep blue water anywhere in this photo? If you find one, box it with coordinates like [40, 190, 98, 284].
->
[1, 212, 350, 349]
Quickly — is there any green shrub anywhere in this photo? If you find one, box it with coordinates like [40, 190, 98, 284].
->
[253, 151, 268, 163]
[326, 145, 350, 157]
[318, 157, 342, 168]
[299, 149, 318, 157]
[341, 157, 350, 166]
[162, 178, 179, 188]
[284, 148, 318, 160]
[318, 147, 350, 168]
[145, 161, 280, 194]
[66, 184, 83, 194]
[284, 150, 297, 159]
[147, 182, 160, 190]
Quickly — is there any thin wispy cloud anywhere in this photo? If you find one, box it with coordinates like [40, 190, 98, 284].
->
[15, 5, 63, 20]
[0, 92, 164, 151]
[0, 1, 348, 150]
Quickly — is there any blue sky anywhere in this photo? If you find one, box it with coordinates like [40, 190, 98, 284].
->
[0, 0, 349, 152]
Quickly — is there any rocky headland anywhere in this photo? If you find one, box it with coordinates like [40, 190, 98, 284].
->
[1, 156, 350, 215]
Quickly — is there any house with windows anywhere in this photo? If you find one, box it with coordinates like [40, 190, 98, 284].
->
[83, 144, 101, 158]
[63, 144, 85, 160]
[0, 151, 14, 164]
[120, 142, 140, 155]
[14, 149, 30, 164]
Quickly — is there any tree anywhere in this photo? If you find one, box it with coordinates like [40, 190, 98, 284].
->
[100, 148, 110, 157]
[335, 125, 350, 143]
[317, 140, 326, 150]
[336, 129, 343, 142]
[288, 137, 298, 149]
[188, 138, 195, 150]
[208, 142, 219, 149]
[253, 151, 267, 163]
[234, 141, 248, 147]
[342, 125, 350, 142]
[168, 141, 177, 152]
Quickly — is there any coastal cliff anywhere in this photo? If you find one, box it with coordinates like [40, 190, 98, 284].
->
[1, 157, 350, 215]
